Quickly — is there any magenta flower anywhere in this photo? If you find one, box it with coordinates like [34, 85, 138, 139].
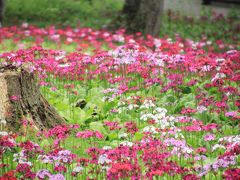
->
[36, 169, 51, 179]
[76, 130, 104, 139]
[204, 134, 216, 141]
[10, 95, 21, 101]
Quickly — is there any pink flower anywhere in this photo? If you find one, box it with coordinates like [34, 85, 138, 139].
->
[204, 134, 215, 141]
[95, 131, 104, 139]
[10, 95, 21, 101]
[49, 174, 65, 180]
[51, 87, 57, 91]
[183, 174, 200, 180]
[76, 130, 104, 139]
[36, 169, 51, 179]
[225, 111, 238, 118]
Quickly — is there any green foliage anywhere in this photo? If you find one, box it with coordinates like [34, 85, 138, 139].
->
[160, 8, 240, 44]
[89, 121, 107, 135]
[4, 0, 123, 28]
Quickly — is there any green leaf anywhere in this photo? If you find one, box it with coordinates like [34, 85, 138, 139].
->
[40, 139, 50, 147]
[55, 102, 69, 111]
[221, 125, 233, 135]
[174, 103, 184, 114]
[181, 86, 192, 94]
[134, 132, 144, 141]
[167, 95, 175, 103]
[74, 109, 89, 123]
[89, 121, 107, 135]
[108, 133, 118, 140]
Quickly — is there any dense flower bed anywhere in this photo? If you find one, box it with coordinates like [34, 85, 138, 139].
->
[0, 24, 239, 179]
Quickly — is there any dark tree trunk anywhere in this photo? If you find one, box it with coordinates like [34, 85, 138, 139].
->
[110, 0, 163, 36]
[0, 65, 66, 131]
[122, 0, 141, 22]
[131, 0, 164, 36]
[0, 0, 5, 26]
[202, 0, 212, 4]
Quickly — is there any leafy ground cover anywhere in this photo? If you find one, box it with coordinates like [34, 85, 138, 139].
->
[0, 22, 239, 179]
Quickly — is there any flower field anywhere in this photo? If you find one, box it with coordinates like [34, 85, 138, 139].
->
[0, 23, 239, 180]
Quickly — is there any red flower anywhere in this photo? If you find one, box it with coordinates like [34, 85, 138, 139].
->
[0, 170, 17, 180]
[149, 170, 164, 176]
[54, 165, 67, 173]
[223, 168, 240, 180]
[183, 174, 200, 180]
[124, 121, 138, 134]
[181, 108, 197, 115]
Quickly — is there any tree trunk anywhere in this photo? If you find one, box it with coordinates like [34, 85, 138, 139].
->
[135, 0, 164, 36]
[0, 65, 66, 131]
[110, 0, 164, 36]
[122, 0, 141, 24]
[0, 0, 5, 26]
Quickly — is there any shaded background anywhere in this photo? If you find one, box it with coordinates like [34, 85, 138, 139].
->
[1, 0, 240, 44]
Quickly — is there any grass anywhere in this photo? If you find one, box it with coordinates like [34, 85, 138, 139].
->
[4, 0, 124, 28]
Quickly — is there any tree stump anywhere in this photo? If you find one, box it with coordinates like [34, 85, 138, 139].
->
[0, 65, 66, 131]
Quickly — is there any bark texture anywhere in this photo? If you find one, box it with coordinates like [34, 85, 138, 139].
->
[0, 65, 65, 131]
[110, 0, 163, 36]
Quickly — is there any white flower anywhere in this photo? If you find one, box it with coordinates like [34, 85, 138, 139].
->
[128, 39, 135, 43]
[98, 154, 112, 165]
[167, 38, 173, 43]
[202, 65, 211, 72]
[120, 141, 133, 147]
[0, 131, 8, 136]
[13, 151, 26, 162]
[212, 144, 226, 152]
[127, 104, 139, 110]
[186, 148, 193, 154]
[58, 63, 71, 68]
[119, 133, 128, 139]
[154, 38, 161, 48]
[19, 161, 32, 166]
[155, 107, 167, 114]
[140, 100, 156, 109]
[216, 66, 221, 71]
[102, 146, 112, 150]
[219, 135, 240, 143]
[197, 106, 207, 113]
[55, 55, 65, 61]
[206, 41, 212, 45]
[22, 22, 29, 28]
[211, 73, 226, 82]
[73, 166, 84, 173]
[140, 113, 155, 121]
[226, 50, 237, 54]
[62, 158, 68, 163]
[175, 133, 184, 139]
[142, 126, 157, 134]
